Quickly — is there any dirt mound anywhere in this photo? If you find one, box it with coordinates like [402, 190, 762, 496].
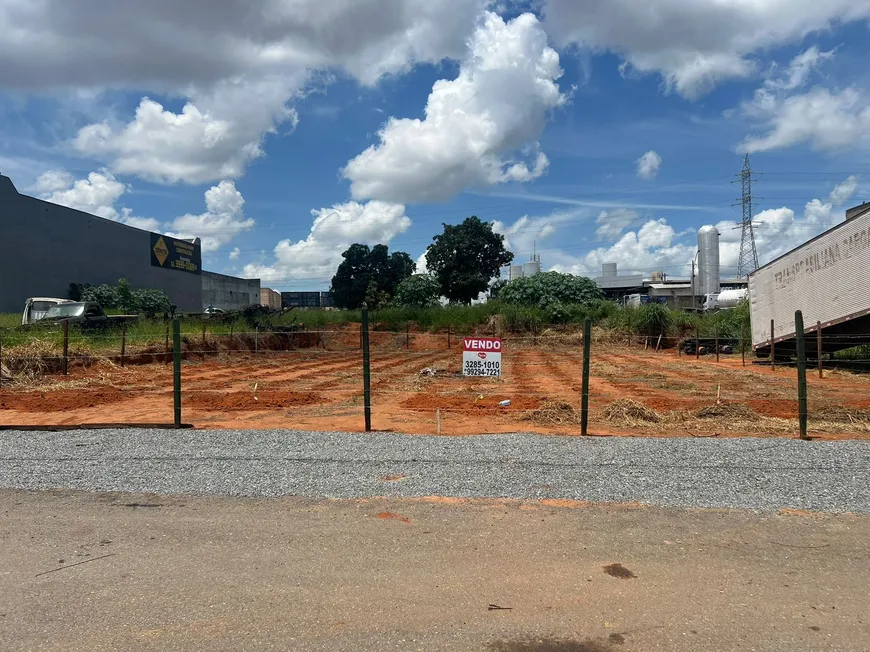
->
[604, 399, 661, 424]
[522, 400, 580, 425]
[0, 388, 130, 412]
[184, 391, 321, 411]
[695, 403, 758, 420]
[747, 399, 797, 419]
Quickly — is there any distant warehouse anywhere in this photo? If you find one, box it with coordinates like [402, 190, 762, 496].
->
[0, 174, 259, 314]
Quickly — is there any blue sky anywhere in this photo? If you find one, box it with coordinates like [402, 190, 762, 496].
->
[2, 0, 870, 290]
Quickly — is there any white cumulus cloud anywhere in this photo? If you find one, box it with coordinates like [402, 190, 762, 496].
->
[595, 209, 642, 240]
[35, 169, 161, 231]
[243, 201, 412, 283]
[541, 0, 870, 99]
[5, 0, 485, 185]
[73, 76, 304, 185]
[740, 48, 870, 153]
[636, 151, 662, 180]
[34, 169, 256, 251]
[167, 181, 255, 252]
[0, 0, 484, 91]
[343, 11, 566, 204]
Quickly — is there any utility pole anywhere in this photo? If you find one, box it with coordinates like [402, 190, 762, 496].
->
[735, 154, 760, 278]
[691, 258, 696, 311]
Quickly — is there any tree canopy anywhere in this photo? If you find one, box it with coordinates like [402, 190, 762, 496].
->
[499, 271, 603, 307]
[330, 244, 415, 309]
[393, 274, 442, 308]
[70, 278, 171, 316]
[425, 216, 513, 305]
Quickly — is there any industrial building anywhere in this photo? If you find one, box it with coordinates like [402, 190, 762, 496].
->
[281, 292, 336, 309]
[201, 271, 260, 312]
[749, 200, 870, 356]
[506, 256, 542, 281]
[0, 174, 260, 314]
[260, 288, 282, 310]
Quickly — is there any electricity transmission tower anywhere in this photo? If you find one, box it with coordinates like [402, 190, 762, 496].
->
[736, 154, 760, 278]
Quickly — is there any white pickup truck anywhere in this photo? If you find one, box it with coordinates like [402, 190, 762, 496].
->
[21, 297, 72, 325]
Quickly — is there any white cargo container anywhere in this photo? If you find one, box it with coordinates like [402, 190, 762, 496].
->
[748, 209, 870, 350]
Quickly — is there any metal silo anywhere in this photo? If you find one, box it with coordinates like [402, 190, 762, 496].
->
[602, 263, 618, 278]
[509, 265, 524, 281]
[523, 261, 541, 277]
[697, 226, 720, 298]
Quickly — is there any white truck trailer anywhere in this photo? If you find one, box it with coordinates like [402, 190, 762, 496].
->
[748, 204, 870, 356]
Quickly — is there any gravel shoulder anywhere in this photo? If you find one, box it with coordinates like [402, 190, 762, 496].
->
[1, 430, 868, 513]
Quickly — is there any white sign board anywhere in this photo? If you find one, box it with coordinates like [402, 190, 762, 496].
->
[462, 337, 502, 377]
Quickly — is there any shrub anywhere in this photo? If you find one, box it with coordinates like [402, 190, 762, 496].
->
[499, 272, 603, 307]
[634, 303, 672, 336]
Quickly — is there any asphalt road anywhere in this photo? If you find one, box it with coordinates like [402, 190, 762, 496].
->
[1, 430, 869, 513]
[2, 490, 868, 652]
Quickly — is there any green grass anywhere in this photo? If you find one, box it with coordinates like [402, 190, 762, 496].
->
[0, 300, 756, 355]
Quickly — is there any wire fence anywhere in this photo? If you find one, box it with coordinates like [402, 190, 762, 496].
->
[1, 313, 869, 437]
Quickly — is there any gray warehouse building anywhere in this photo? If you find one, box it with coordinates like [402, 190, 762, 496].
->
[202, 271, 260, 312]
[0, 174, 258, 314]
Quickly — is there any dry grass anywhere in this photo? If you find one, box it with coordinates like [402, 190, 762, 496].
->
[1, 339, 96, 384]
[695, 403, 758, 419]
[604, 399, 661, 424]
[810, 406, 870, 424]
[522, 400, 580, 425]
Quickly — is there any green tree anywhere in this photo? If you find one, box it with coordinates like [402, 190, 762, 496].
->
[77, 279, 170, 315]
[330, 244, 416, 309]
[499, 271, 602, 307]
[425, 216, 513, 305]
[393, 274, 442, 308]
[489, 279, 508, 300]
[116, 278, 135, 313]
[131, 288, 171, 316]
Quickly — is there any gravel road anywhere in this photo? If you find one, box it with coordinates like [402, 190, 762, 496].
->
[1, 430, 868, 513]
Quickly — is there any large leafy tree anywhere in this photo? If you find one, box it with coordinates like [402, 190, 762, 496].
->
[331, 244, 415, 309]
[425, 216, 513, 305]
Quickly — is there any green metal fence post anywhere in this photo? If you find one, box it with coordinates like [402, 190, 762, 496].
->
[173, 318, 182, 428]
[795, 311, 809, 440]
[62, 320, 69, 376]
[361, 307, 372, 432]
[817, 321, 823, 379]
[581, 318, 592, 436]
[120, 324, 127, 367]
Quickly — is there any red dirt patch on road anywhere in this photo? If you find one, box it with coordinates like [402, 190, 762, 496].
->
[183, 391, 321, 411]
[377, 511, 412, 524]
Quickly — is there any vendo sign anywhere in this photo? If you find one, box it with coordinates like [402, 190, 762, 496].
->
[462, 338, 502, 377]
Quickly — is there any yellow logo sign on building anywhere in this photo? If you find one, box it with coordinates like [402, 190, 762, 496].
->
[152, 236, 170, 266]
